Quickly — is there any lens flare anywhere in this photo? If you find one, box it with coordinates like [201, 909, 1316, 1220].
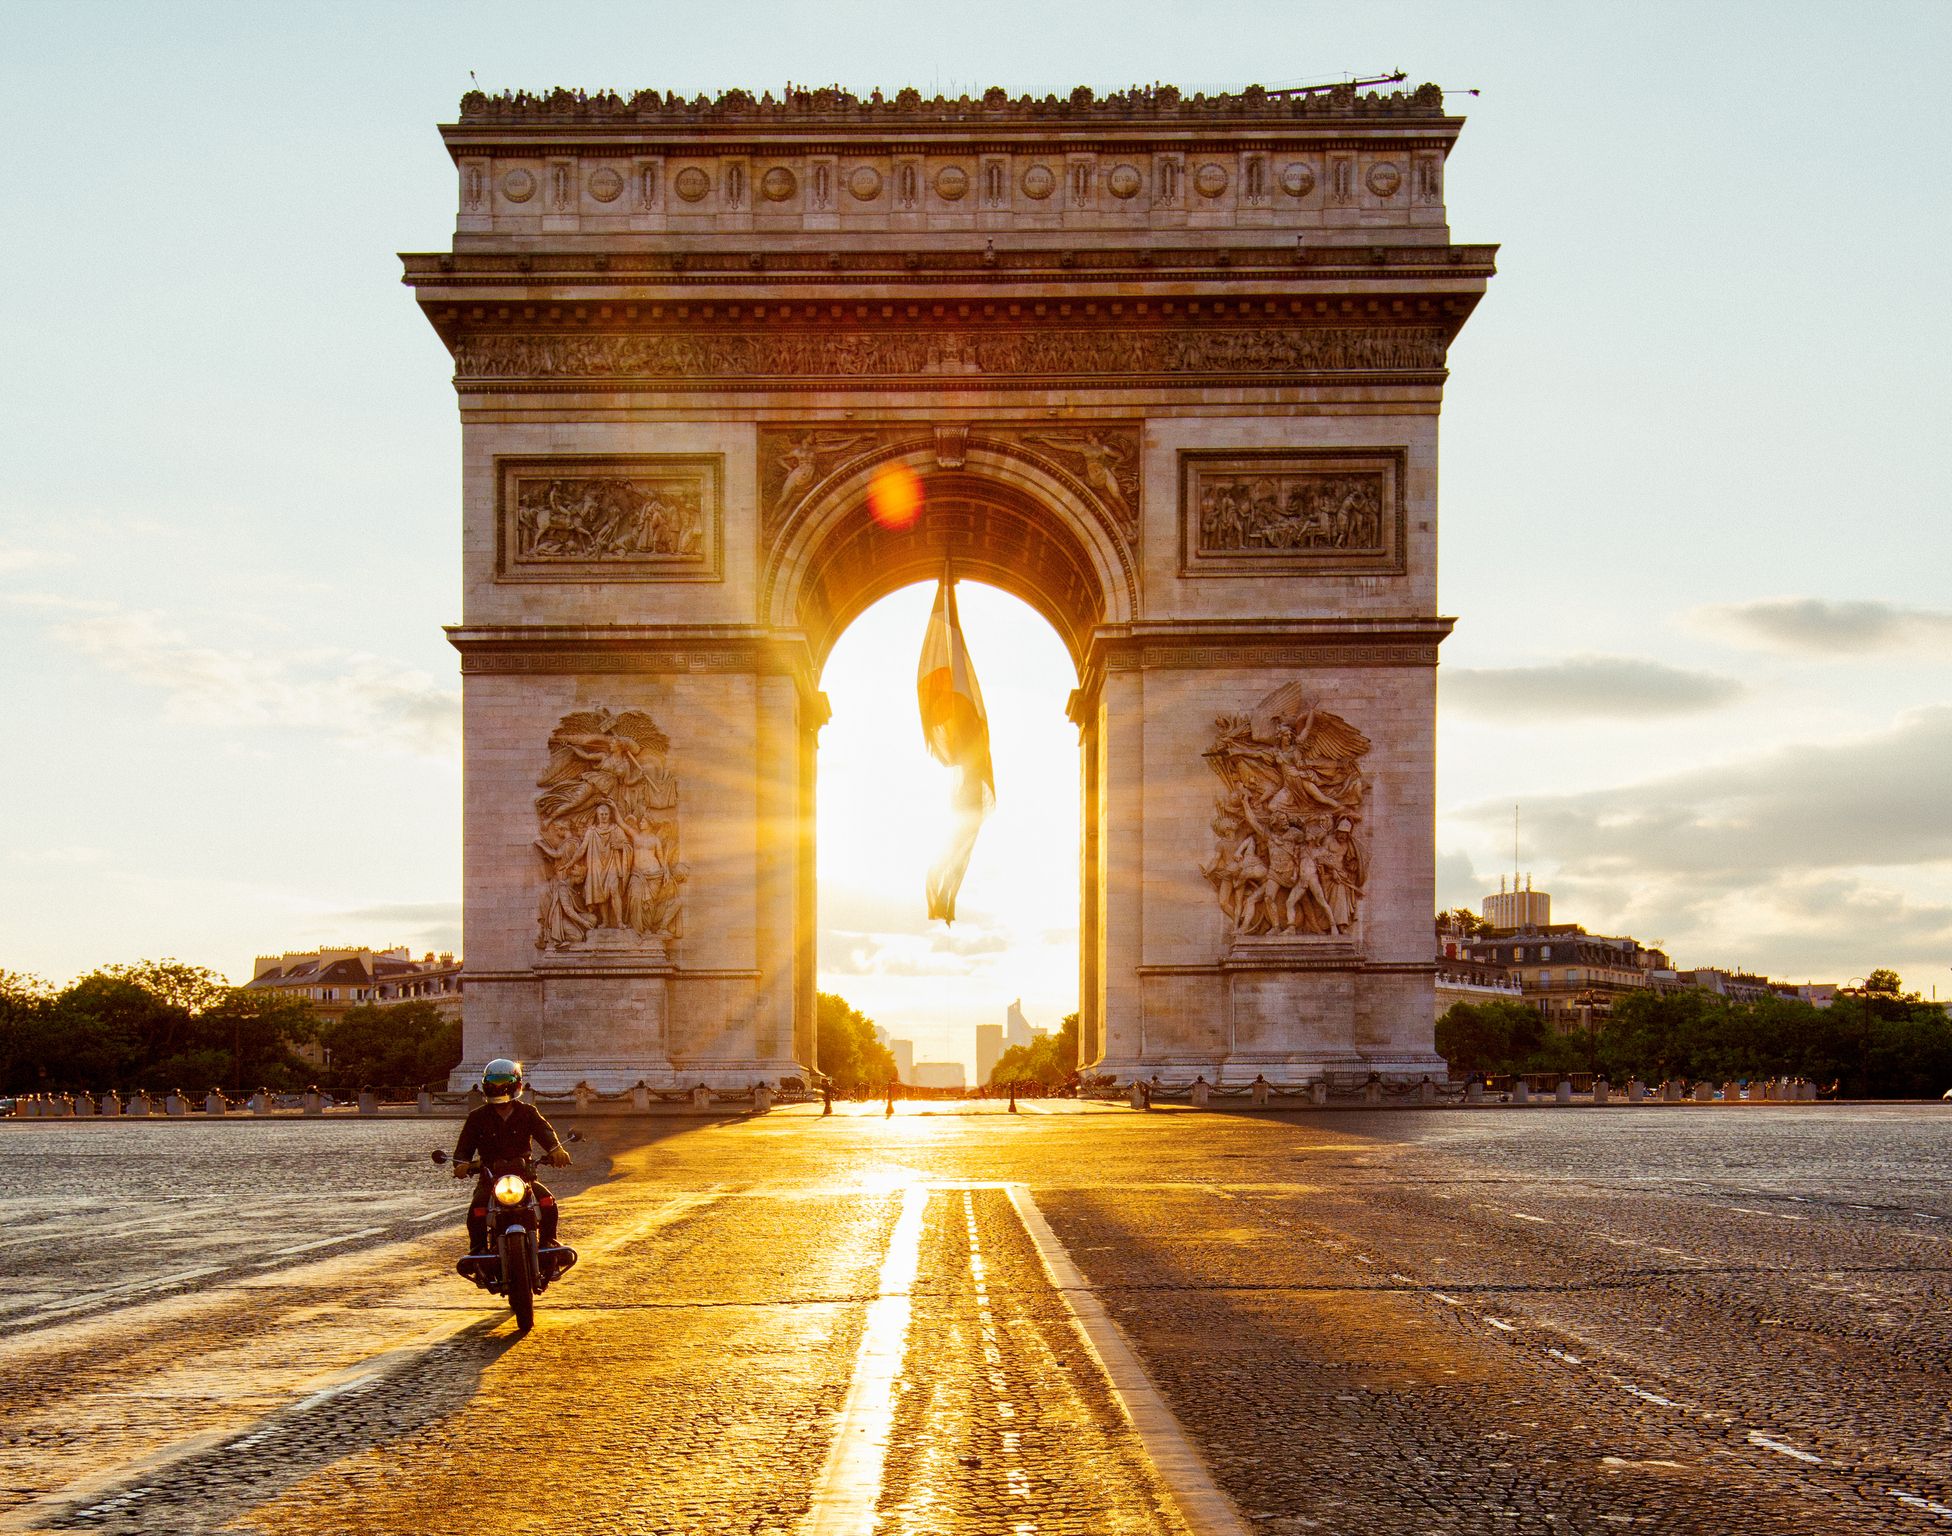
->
[867, 463, 922, 529]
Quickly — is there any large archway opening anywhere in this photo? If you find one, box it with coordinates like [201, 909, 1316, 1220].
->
[815, 581, 1079, 1087]
[770, 450, 1127, 1087]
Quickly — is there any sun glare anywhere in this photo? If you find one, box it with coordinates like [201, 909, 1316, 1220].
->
[866, 462, 923, 528]
[817, 581, 1079, 1078]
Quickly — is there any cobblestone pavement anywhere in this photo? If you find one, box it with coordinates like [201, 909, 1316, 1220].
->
[1, 1103, 1947, 1534]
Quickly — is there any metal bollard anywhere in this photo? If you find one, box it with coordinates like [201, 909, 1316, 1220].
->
[165, 1092, 186, 1117]
[1555, 1080, 1573, 1105]
[100, 1090, 122, 1116]
[357, 1090, 378, 1116]
[205, 1091, 226, 1116]
[1465, 1079, 1484, 1105]
[1512, 1079, 1530, 1106]
[1593, 1078, 1610, 1106]
[302, 1089, 324, 1116]
[754, 1084, 773, 1112]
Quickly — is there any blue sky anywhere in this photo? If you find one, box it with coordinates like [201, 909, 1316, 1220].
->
[4, 2, 1950, 1064]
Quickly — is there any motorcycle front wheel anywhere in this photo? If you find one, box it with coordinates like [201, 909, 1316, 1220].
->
[500, 1229, 536, 1331]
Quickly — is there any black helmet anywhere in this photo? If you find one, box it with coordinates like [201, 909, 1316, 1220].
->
[481, 1058, 524, 1100]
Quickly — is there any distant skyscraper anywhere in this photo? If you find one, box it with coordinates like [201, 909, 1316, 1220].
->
[1483, 873, 1551, 930]
[1004, 998, 1035, 1051]
[889, 1038, 914, 1080]
[975, 1023, 1004, 1085]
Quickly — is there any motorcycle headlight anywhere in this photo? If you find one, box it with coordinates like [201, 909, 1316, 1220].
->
[493, 1174, 528, 1206]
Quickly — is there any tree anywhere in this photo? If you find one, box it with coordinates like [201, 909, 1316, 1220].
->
[1434, 999, 1544, 1076]
[1437, 907, 1494, 937]
[315, 1000, 461, 1095]
[815, 993, 895, 1088]
[0, 961, 318, 1094]
[989, 1012, 1081, 1087]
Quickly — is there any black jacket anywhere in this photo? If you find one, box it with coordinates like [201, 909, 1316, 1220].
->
[455, 1101, 561, 1170]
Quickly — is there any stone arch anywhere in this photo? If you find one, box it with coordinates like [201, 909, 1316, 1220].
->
[763, 442, 1136, 675]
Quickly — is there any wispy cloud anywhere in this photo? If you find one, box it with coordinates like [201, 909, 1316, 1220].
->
[43, 606, 459, 756]
[1456, 707, 1952, 979]
[1442, 655, 1743, 721]
[1696, 597, 1952, 656]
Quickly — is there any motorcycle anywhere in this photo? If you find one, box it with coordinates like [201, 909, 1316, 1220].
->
[431, 1131, 581, 1331]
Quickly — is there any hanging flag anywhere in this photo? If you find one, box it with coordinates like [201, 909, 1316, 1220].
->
[916, 559, 995, 924]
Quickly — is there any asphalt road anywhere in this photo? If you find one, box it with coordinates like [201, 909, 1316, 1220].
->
[1, 1103, 1948, 1534]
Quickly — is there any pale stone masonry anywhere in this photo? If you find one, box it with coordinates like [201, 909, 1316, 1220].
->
[402, 80, 1495, 1090]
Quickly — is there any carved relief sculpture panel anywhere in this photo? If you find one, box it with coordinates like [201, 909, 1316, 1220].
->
[1179, 448, 1405, 577]
[1201, 682, 1370, 940]
[497, 455, 722, 582]
[533, 707, 686, 953]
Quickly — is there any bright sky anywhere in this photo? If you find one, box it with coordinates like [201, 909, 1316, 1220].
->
[5, 3, 1951, 1072]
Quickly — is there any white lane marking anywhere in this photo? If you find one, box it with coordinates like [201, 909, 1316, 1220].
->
[260, 1226, 389, 1260]
[14, 1265, 226, 1324]
[805, 1183, 928, 1535]
[1746, 1431, 1821, 1464]
[1891, 1489, 1952, 1517]
[1433, 1292, 1462, 1306]
[1485, 1318, 1517, 1333]
[1007, 1183, 1252, 1536]
[290, 1372, 378, 1414]
[1622, 1385, 1676, 1408]
[1509, 1212, 1548, 1224]
[1547, 1348, 1583, 1365]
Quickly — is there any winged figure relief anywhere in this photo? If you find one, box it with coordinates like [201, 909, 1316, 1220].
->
[532, 708, 686, 950]
[1201, 684, 1370, 938]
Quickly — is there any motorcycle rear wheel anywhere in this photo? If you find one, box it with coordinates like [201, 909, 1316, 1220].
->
[500, 1229, 536, 1331]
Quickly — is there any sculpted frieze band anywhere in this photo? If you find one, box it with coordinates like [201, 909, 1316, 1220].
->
[1202, 682, 1370, 939]
[456, 326, 1448, 386]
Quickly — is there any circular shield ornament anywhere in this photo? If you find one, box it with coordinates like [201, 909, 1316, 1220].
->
[501, 169, 536, 203]
[587, 168, 625, 203]
[1020, 164, 1056, 200]
[673, 167, 711, 202]
[761, 166, 798, 202]
[1366, 162, 1403, 197]
[848, 165, 883, 201]
[1194, 162, 1229, 198]
[1107, 164, 1143, 200]
[1279, 162, 1316, 198]
[935, 165, 970, 201]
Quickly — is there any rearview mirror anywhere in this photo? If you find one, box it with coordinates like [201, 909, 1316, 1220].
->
[430, 1149, 450, 1164]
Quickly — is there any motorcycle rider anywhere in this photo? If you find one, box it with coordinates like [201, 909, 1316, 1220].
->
[452, 1059, 572, 1260]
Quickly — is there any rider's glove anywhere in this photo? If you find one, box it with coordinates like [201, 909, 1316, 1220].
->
[452, 1161, 472, 1179]
[545, 1145, 572, 1168]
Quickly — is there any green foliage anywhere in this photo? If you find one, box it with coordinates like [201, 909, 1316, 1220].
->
[0, 960, 318, 1093]
[988, 1013, 1081, 1087]
[815, 992, 896, 1088]
[1434, 1000, 1545, 1076]
[316, 999, 460, 1095]
[1436, 977, 1952, 1096]
[1437, 907, 1495, 937]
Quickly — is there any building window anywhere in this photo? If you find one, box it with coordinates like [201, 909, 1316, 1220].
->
[1514, 947, 1526, 962]
[1541, 945, 1553, 960]
[1538, 971, 1552, 986]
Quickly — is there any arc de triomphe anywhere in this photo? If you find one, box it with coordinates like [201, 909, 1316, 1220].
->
[403, 81, 1493, 1091]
